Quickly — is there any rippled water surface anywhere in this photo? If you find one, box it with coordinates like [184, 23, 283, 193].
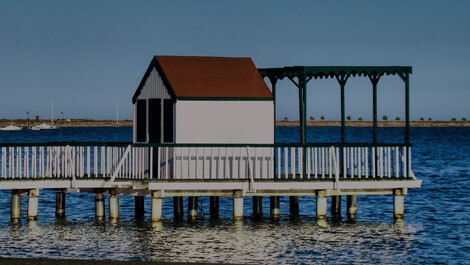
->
[0, 127, 468, 264]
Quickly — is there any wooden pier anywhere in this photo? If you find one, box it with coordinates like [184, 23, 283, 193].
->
[0, 142, 420, 222]
[0, 60, 422, 224]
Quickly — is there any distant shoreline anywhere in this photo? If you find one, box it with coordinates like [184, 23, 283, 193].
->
[0, 119, 133, 127]
[0, 119, 468, 127]
[277, 121, 469, 127]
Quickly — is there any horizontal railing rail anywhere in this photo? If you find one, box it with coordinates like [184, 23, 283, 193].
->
[0, 142, 412, 147]
[0, 142, 414, 182]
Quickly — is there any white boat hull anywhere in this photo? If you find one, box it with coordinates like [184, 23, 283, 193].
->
[0, 125, 23, 131]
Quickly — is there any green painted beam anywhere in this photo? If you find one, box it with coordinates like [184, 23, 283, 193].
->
[259, 66, 412, 79]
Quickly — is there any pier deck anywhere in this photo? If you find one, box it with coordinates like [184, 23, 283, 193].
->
[0, 142, 420, 222]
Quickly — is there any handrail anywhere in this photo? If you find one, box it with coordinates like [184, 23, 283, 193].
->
[0, 144, 414, 181]
[0, 142, 413, 148]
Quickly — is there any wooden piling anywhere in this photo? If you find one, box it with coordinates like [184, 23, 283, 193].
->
[393, 189, 405, 220]
[210, 197, 219, 219]
[151, 192, 162, 222]
[55, 191, 66, 218]
[252, 196, 263, 219]
[233, 191, 243, 221]
[173, 197, 184, 220]
[270, 196, 280, 218]
[316, 190, 327, 221]
[27, 189, 39, 221]
[289, 196, 299, 217]
[347, 195, 357, 221]
[135, 196, 145, 219]
[331, 195, 341, 219]
[188, 196, 198, 220]
[109, 191, 119, 221]
[11, 190, 21, 220]
[95, 193, 105, 220]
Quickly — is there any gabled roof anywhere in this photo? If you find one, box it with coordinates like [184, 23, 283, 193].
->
[132, 56, 273, 103]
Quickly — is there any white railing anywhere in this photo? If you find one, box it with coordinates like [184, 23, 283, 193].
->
[0, 144, 413, 181]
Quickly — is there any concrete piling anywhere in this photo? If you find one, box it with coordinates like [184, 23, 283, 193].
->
[233, 191, 244, 221]
[109, 191, 119, 221]
[270, 196, 280, 218]
[316, 190, 327, 221]
[252, 196, 263, 219]
[346, 195, 357, 221]
[331, 195, 341, 219]
[188, 196, 198, 220]
[11, 190, 21, 221]
[210, 197, 219, 219]
[135, 196, 145, 219]
[55, 191, 66, 218]
[95, 193, 105, 220]
[151, 193, 162, 222]
[393, 189, 405, 220]
[289, 196, 299, 217]
[173, 197, 184, 220]
[27, 189, 39, 221]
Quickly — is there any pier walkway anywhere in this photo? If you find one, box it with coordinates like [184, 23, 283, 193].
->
[0, 142, 421, 222]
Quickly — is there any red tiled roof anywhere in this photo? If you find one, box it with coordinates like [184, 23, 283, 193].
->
[155, 56, 272, 99]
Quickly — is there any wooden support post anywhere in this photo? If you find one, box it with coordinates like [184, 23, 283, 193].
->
[55, 191, 66, 218]
[270, 196, 280, 218]
[151, 192, 162, 222]
[370, 74, 381, 177]
[289, 196, 299, 217]
[337, 74, 349, 181]
[188, 196, 198, 220]
[233, 190, 243, 221]
[173, 197, 184, 220]
[11, 190, 21, 221]
[95, 193, 105, 220]
[331, 195, 341, 219]
[404, 74, 410, 178]
[269, 77, 277, 148]
[210, 197, 219, 219]
[393, 189, 405, 220]
[109, 190, 119, 221]
[347, 195, 357, 221]
[316, 190, 327, 221]
[135, 196, 145, 219]
[27, 189, 39, 221]
[252, 196, 263, 219]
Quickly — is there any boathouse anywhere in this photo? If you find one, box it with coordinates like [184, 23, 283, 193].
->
[131, 56, 274, 144]
[0, 57, 421, 224]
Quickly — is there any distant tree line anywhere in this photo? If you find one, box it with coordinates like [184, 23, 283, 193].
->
[284, 115, 468, 122]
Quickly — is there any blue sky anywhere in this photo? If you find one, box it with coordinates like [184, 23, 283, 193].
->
[0, 1, 468, 121]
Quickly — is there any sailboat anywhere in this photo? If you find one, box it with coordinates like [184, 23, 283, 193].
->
[31, 102, 59, 130]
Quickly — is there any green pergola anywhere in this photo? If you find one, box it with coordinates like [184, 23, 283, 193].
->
[258, 66, 413, 178]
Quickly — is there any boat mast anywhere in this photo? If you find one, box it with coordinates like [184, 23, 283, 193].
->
[51, 102, 54, 125]
[116, 104, 119, 125]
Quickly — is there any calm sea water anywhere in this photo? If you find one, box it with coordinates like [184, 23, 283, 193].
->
[0, 127, 468, 264]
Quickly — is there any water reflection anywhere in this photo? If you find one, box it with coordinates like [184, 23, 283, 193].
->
[0, 217, 416, 264]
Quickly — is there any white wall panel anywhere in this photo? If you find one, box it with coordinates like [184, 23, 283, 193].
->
[175, 101, 274, 144]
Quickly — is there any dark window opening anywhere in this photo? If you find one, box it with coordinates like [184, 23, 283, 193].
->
[148, 99, 161, 143]
[136, 99, 147, 142]
[163, 99, 174, 142]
